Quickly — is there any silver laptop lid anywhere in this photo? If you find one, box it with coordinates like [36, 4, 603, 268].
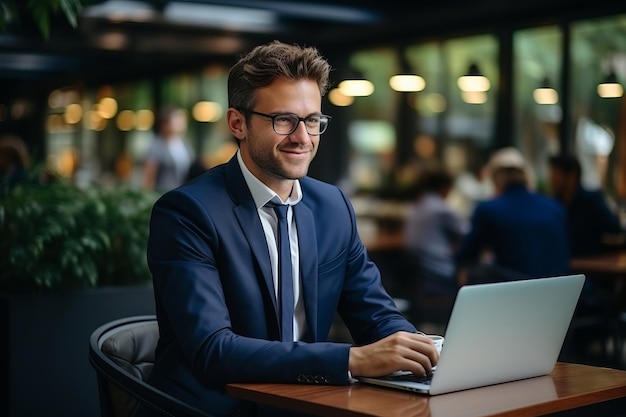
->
[429, 274, 585, 394]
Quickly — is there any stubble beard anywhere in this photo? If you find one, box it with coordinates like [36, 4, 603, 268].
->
[248, 133, 315, 181]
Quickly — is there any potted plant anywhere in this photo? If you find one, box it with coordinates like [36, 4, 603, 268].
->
[0, 169, 160, 417]
[0, 175, 157, 291]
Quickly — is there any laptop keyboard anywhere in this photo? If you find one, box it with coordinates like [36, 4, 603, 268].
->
[384, 371, 434, 385]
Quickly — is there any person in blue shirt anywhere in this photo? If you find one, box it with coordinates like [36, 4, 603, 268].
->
[455, 147, 570, 285]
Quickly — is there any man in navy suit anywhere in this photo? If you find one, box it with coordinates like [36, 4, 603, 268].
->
[146, 41, 438, 417]
[455, 147, 570, 285]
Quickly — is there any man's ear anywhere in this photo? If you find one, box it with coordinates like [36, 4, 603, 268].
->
[227, 108, 246, 141]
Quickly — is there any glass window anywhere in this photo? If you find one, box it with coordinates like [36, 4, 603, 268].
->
[343, 47, 400, 192]
[442, 34, 498, 148]
[405, 42, 444, 138]
[439, 35, 498, 184]
[571, 15, 626, 201]
[513, 25, 563, 190]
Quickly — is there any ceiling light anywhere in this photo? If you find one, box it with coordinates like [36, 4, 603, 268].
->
[533, 77, 559, 105]
[338, 70, 374, 97]
[457, 63, 490, 93]
[389, 74, 425, 92]
[597, 71, 623, 98]
[338, 79, 374, 97]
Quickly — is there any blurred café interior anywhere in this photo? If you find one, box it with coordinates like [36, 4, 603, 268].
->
[3, 0, 626, 367]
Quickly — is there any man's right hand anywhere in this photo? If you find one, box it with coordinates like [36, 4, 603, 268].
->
[348, 331, 439, 378]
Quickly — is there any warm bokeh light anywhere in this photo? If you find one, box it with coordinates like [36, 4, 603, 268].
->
[11, 100, 29, 120]
[96, 32, 128, 50]
[338, 79, 374, 97]
[192, 101, 223, 122]
[457, 75, 491, 92]
[45, 149, 78, 178]
[424, 93, 447, 113]
[209, 142, 238, 166]
[98, 97, 118, 119]
[461, 90, 487, 104]
[597, 82, 624, 98]
[414, 134, 437, 159]
[58, 148, 78, 178]
[86, 110, 107, 131]
[64, 103, 83, 124]
[135, 109, 155, 130]
[48, 89, 80, 108]
[116, 110, 135, 131]
[46, 114, 65, 133]
[533, 87, 559, 104]
[389, 74, 425, 92]
[328, 88, 355, 106]
[48, 89, 64, 108]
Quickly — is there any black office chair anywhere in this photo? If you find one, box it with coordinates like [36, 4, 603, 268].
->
[89, 315, 212, 417]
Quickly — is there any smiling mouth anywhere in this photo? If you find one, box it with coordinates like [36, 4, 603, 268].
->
[280, 146, 310, 155]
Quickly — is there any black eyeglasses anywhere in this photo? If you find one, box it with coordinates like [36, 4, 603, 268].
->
[239, 109, 331, 135]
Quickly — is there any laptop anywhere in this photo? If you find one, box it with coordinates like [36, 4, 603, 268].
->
[357, 274, 585, 395]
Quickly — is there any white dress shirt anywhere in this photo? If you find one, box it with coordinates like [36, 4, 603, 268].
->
[236, 151, 305, 341]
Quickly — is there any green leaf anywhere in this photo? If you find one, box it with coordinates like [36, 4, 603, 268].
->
[27, 0, 55, 38]
[0, 172, 156, 291]
[59, 0, 82, 28]
[0, 0, 86, 38]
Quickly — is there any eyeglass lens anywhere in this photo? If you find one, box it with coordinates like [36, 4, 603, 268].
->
[273, 114, 329, 135]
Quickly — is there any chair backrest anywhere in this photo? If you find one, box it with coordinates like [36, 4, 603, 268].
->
[89, 315, 212, 417]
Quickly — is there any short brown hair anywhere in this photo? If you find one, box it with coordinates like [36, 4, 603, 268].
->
[416, 166, 453, 194]
[228, 40, 332, 111]
[548, 153, 581, 179]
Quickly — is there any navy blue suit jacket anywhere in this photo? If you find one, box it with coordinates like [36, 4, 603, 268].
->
[567, 186, 624, 257]
[455, 184, 570, 279]
[146, 156, 415, 416]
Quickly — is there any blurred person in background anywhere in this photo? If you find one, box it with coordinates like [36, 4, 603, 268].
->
[575, 115, 614, 191]
[403, 165, 467, 298]
[547, 153, 624, 257]
[447, 151, 493, 219]
[142, 106, 195, 192]
[548, 153, 624, 318]
[455, 147, 570, 285]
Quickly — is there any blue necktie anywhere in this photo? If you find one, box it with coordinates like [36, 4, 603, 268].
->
[270, 203, 294, 342]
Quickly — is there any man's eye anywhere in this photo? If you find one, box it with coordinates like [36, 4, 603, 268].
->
[275, 115, 294, 124]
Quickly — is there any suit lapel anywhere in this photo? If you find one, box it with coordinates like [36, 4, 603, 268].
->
[225, 156, 320, 341]
[293, 202, 319, 341]
[226, 158, 279, 319]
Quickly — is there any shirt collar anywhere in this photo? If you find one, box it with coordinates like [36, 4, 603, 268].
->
[236, 150, 302, 209]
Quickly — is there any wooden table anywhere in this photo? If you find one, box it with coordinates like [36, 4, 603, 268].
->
[570, 250, 626, 313]
[226, 362, 626, 417]
[570, 250, 626, 278]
